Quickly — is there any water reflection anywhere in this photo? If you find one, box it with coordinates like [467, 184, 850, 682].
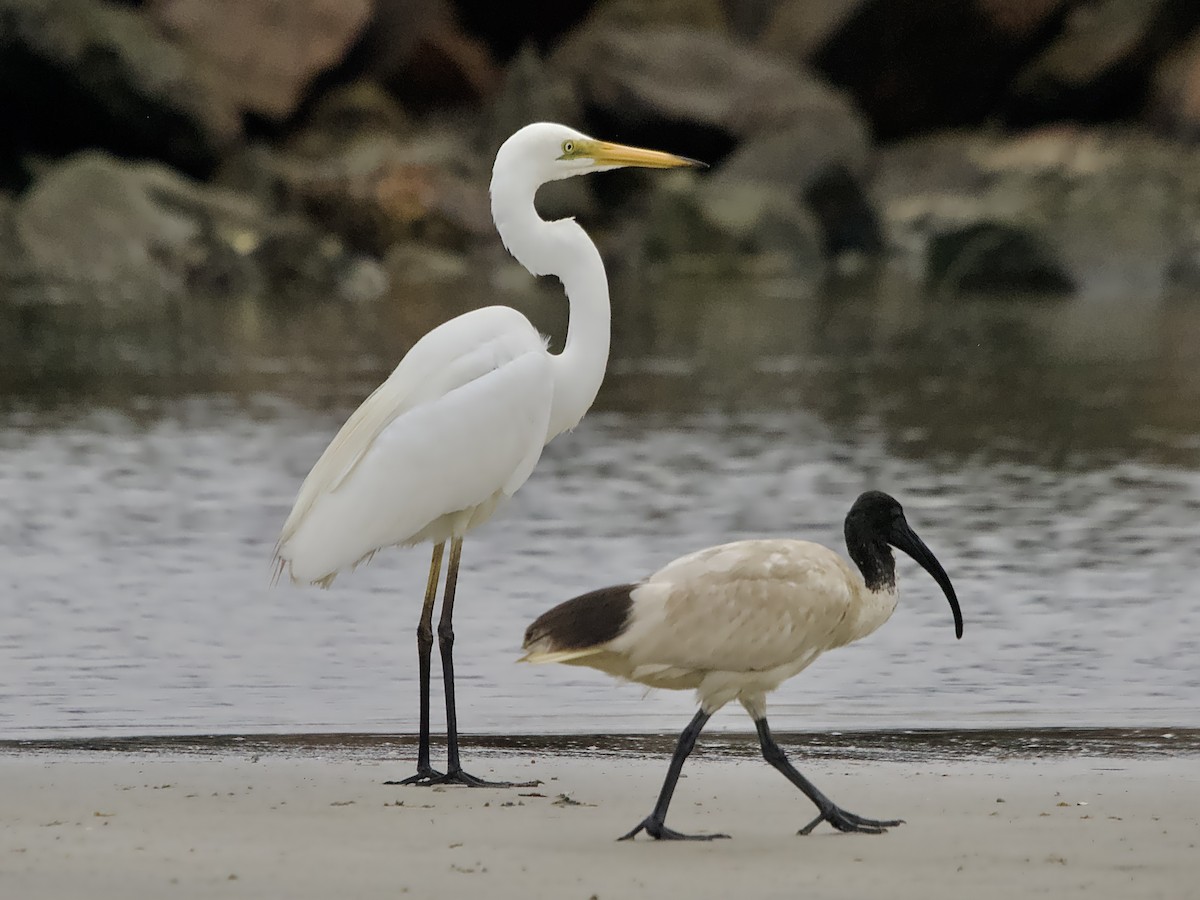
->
[0, 270, 1198, 737]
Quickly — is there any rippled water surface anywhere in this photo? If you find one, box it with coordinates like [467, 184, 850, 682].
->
[2, 273, 1199, 738]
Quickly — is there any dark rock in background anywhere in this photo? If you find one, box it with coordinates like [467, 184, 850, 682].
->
[927, 222, 1074, 296]
[803, 164, 882, 259]
[3, 0, 1200, 309]
[756, 0, 872, 64]
[147, 0, 373, 122]
[813, 0, 1057, 139]
[1007, 0, 1200, 126]
[873, 126, 1200, 296]
[581, 0, 729, 33]
[553, 25, 832, 145]
[0, 0, 241, 182]
[5, 152, 384, 307]
[1148, 29, 1200, 141]
[364, 0, 500, 111]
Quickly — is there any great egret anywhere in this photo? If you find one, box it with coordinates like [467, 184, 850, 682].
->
[274, 122, 704, 787]
[522, 490, 963, 838]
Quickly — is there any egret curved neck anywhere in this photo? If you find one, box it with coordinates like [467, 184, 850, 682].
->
[491, 178, 611, 440]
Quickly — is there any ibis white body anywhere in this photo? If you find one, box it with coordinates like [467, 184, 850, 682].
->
[524, 538, 899, 718]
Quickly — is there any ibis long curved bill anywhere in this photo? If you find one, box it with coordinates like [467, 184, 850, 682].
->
[887, 522, 963, 639]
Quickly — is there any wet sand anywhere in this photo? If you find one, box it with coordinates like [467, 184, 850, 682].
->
[1, 749, 1197, 899]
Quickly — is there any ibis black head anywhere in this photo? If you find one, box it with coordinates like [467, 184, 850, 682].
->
[844, 491, 963, 639]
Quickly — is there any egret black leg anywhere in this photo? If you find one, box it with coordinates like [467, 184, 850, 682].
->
[619, 709, 730, 841]
[753, 717, 903, 835]
[386, 542, 446, 786]
[430, 538, 536, 788]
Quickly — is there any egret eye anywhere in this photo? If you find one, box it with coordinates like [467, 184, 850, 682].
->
[562, 140, 574, 155]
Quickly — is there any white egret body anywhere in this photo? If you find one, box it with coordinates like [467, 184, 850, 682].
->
[523, 491, 963, 837]
[275, 123, 703, 786]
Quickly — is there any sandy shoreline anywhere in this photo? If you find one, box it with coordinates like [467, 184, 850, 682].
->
[2, 746, 1197, 899]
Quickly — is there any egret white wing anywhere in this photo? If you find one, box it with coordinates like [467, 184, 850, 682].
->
[277, 305, 553, 584]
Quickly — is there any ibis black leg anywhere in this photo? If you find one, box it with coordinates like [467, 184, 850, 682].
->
[431, 538, 535, 788]
[386, 543, 446, 786]
[754, 717, 903, 835]
[619, 709, 730, 841]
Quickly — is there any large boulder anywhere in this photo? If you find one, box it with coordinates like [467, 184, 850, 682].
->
[547, 25, 875, 273]
[926, 222, 1074, 296]
[551, 25, 850, 142]
[873, 127, 1200, 296]
[0, 0, 241, 176]
[582, 0, 729, 33]
[1148, 29, 1200, 141]
[147, 0, 372, 122]
[812, 0, 1067, 138]
[357, 0, 504, 109]
[974, 0, 1070, 38]
[264, 103, 493, 257]
[1007, 0, 1200, 124]
[756, 0, 871, 62]
[6, 152, 384, 307]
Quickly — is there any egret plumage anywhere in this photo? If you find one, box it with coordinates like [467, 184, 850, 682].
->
[522, 490, 963, 838]
[274, 122, 704, 787]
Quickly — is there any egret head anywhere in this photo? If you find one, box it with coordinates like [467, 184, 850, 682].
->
[846, 491, 964, 639]
[493, 122, 705, 188]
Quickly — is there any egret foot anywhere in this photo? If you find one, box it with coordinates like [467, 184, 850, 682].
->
[384, 766, 445, 786]
[619, 817, 731, 842]
[798, 805, 904, 835]
[413, 768, 540, 788]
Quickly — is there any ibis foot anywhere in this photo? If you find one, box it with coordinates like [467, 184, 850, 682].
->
[619, 817, 731, 842]
[799, 804, 904, 835]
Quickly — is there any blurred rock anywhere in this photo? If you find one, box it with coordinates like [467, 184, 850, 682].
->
[803, 164, 882, 259]
[974, 0, 1068, 38]
[813, 0, 1053, 138]
[927, 222, 1074, 296]
[448, 0, 592, 61]
[0, 0, 240, 176]
[555, 26, 843, 139]
[1007, 0, 1200, 124]
[356, 0, 499, 109]
[385, 242, 472, 285]
[270, 128, 492, 256]
[5, 152, 383, 307]
[149, 0, 372, 122]
[711, 120, 878, 262]
[638, 173, 825, 277]
[583, 0, 728, 33]
[354, 0, 452, 77]
[1148, 30, 1200, 141]
[286, 81, 413, 158]
[757, 0, 868, 62]
[874, 127, 1200, 295]
[0, 191, 17, 282]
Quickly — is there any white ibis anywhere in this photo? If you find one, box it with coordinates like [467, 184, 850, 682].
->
[522, 490, 963, 836]
[273, 123, 704, 786]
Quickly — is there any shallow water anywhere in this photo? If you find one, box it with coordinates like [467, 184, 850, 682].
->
[1, 270, 1199, 738]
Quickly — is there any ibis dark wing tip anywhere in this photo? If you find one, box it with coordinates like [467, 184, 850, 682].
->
[524, 584, 638, 653]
